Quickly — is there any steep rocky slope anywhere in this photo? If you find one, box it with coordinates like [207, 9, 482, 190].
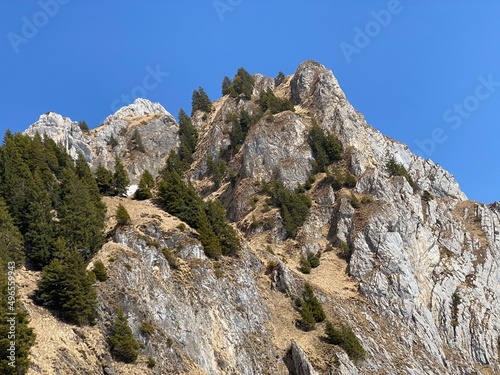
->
[20, 60, 500, 374]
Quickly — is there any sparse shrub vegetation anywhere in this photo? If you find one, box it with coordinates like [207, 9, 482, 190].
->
[339, 241, 352, 262]
[269, 181, 311, 239]
[128, 129, 145, 153]
[309, 123, 343, 173]
[325, 320, 366, 361]
[147, 357, 156, 368]
[327, 166, 357, 190]
[265, 260, 278, 274]
[299, 255, 311, 274]
[299, 252, 321, 274]
[386, 158, 416, 192]
[350, 193, 361, 209]
[259, 88, 294, 114]
[422, 190, 433, 202]
[140, 322, 155, 335]
[360, 195, 373, 204]
[206, 156, 226, 189]
[297, 283, 326, 331]
[308, 251, 321, 268]
[92, 259, 108, 282]
[107, 135, 119, 148]
[162, 248, 179, 270]
[451, 292, 461, 327]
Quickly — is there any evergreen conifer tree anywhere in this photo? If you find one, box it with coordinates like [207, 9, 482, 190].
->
[128, 129, 145, 153]
[24, 171, 56, 268]
[115, 204, 131, 226]
[191, 86, 213, 115]
[134, 170, 155, 200]
[113, 157, 129, 196]
[109, 310, 140, 363]
[36, 239, 97, 325]
[178, 109, 198, 168]
[205, 200, 240, 256]
[95, 163, 114, 196]
[0, 198, 25, 265]
[222, 76, 233, 96]
[58, 168, 105, 260]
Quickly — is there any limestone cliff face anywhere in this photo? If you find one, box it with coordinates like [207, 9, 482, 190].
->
[20, 61, 500, 375]
[24, 98, 178, 184]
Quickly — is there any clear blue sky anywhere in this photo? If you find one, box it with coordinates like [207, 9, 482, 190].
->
[1, 1, 499, 203]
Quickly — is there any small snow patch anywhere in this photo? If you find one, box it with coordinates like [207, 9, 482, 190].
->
[126, 185, 138, 196]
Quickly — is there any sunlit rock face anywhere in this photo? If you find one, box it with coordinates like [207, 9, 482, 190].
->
[21, 61, 500, 375]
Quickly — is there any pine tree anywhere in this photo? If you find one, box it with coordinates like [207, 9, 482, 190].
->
[0, 198, 25, 265]
[92, 259, 108, 282]
[231, 67, 254, 99]
[205, 200, 240, 256]
[58, 167, 105, 260]
[24, 171, 56, 268]
[195, 211, 222, 258]
[95, 163, 114, 196]
[0, 136, 34, 231]
[134, 170, 154, 200]
[275, 71, 286, 86]
[299, 302, 316, 331]
[36, 240, 97, 325]
[178, 109, 198, 169]
[303, 283, 326, 322]
[128, 129, 145, 153]
[309, 123, 343, 173]
[191, 86, 212, 115]
[113, 157, 129, 196]
[78, 120, 90, 132]
[222, 76, 232, 96]
[109, 310, 140, 363]
[115, 204, 131, 226]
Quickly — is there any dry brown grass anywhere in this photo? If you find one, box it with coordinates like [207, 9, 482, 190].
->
[353, 199, 384, 233]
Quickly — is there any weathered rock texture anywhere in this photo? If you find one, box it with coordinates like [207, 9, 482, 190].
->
[24, 98, 178, 184]
[20, 60, 500, 374]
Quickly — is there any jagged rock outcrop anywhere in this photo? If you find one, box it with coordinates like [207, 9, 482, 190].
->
[96, 198, 287, 375]
[18, 60, 500, 374]
[24, 98, 178, 184]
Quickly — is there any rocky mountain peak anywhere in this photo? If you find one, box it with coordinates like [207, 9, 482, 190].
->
[15, 60, 500, 374]
[101, 98, 171, 126]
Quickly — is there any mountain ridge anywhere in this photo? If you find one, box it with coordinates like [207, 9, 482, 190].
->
[17, 60, 500, 374]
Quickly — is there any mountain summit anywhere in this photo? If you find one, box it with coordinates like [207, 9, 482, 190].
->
[18, 60, 500, 374]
